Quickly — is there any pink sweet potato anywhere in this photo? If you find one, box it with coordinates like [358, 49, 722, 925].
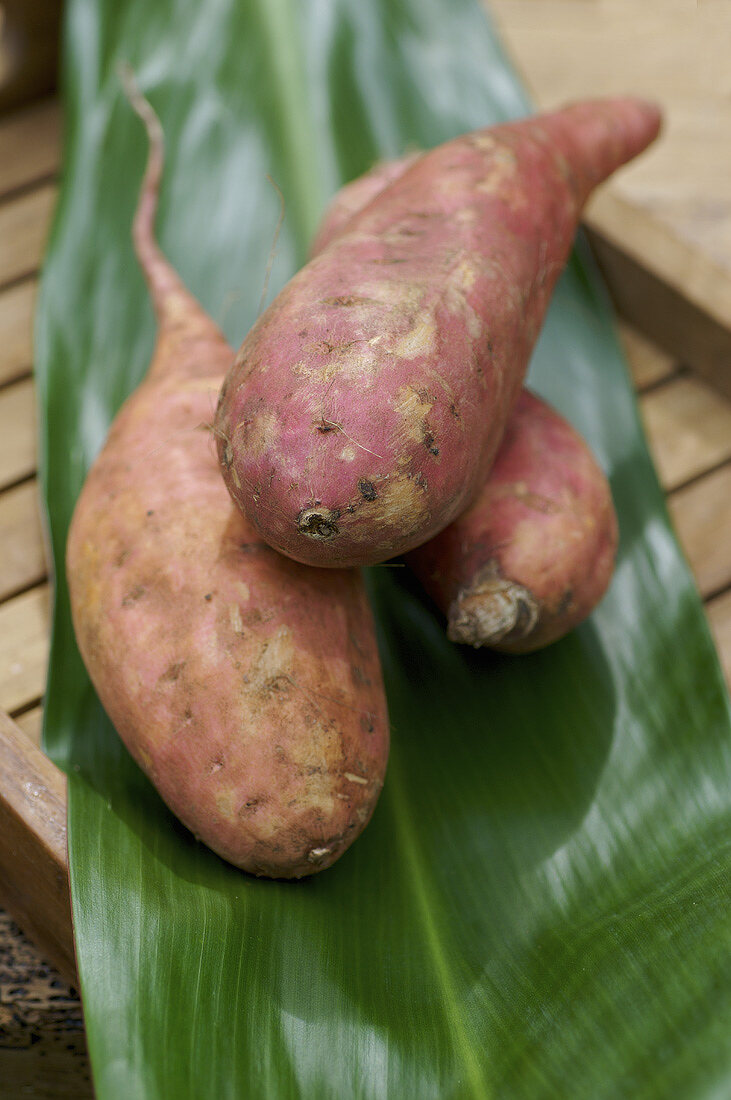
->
[407, 390, 618, 652]
[314, 160, 618, 653]
[66, 87, 389, 878]
[214, 97, 660, 568]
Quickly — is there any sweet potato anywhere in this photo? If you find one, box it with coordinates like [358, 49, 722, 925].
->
[314, 161, 618, 653]
[66, 86, 389, 878]
[407, 391, 618, 652]
[214, 97, 660, 568]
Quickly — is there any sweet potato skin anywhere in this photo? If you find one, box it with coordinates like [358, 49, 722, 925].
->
[66, 97, 389, 878]
[310, 153, 420, 256]
[314, 160, 618, 652]
[215, 98, 660, 568]
[67, 324, 388, 876]
[407, 390, 618, 652]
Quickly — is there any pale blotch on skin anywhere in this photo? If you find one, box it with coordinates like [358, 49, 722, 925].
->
[248, 626, 295, 693]
[235, 411, 279, 460]
[455, 207, 478, 226]
[294, 343, 382, 383]
[390, 310, 437, 360]
[286, 718, 341, 819]
[443, 256, 483, 341]
[366, 473, 430, 536]
[236, 581, 250, 602]
[475, 144, 520, 198]
[215, 786, 239, 820]
[339, 445, 357, 462]
[344, 772, 368, 785]
[229, 604, 245, 635]
[393, 385, 435, 445]
[468, 133, 498, 153]
[357, 278, 425, 314]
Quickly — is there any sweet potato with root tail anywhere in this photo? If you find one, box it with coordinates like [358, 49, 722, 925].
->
[407, 391, 618, 652]
[66, 83, 389, 879]
[313, 161, 618, 653]
[214, 97, 661, 569]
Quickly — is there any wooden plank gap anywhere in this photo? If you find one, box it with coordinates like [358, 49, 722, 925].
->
[0, 183, 56, 290]
[0, 98, 61, 200]
[0, 276, 37, 388]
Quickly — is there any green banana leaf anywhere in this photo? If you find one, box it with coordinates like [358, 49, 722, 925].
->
[36, 0, 731, 1096]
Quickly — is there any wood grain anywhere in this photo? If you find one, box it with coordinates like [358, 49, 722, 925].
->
[669, 465, 731, 599]
[0, 478, 47, 602]
[0, 376, 36, 491]
[0, 183, 56, 288]
[639, 376, 731, 491]
[0, 584, 49, 714]
[14, 703, 44, 746]
[0, 99, 60, 198]
[0, 277, 36, 386]
[620, 324, 677, 392]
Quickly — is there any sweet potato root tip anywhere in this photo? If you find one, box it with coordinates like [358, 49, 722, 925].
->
[448, 571, 540, 649]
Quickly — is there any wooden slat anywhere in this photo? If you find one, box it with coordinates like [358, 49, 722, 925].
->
[13, 704, 44, 747]
[587, 223, 731, 403]
[0, 479, 47, 602]
[669, 464, 731, 599]
[0, 376, 36, 490]
[0, 278, 36, 386]
[0, 183, 56, 288]
[0, 98, 60, 198]
[0, 584, 49, 714]
[490, 0, 731, 397]
[707, 589, 731, 692]
[639, 375, 731, 491]
[0, 709, 74, 983]
[619, 323, 677, 392]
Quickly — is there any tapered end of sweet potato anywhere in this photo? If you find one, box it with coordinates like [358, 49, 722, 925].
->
[447, 569, 540, 651]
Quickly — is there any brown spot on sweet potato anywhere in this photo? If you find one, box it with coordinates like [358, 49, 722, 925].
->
[393, 385, 436, 446]
[234, 411, 278, 459]
[320, 294, 375, 307]
[160, 661, 185, 683]
[263, 673, 292, 699]
[422, 431, 440, 457]
[358, 478, 377, 501]
[297, 506, 340, 541]
[228, 604, 245, 634]
[122, 584, 146, 606]
[557, 588, 575, 616]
